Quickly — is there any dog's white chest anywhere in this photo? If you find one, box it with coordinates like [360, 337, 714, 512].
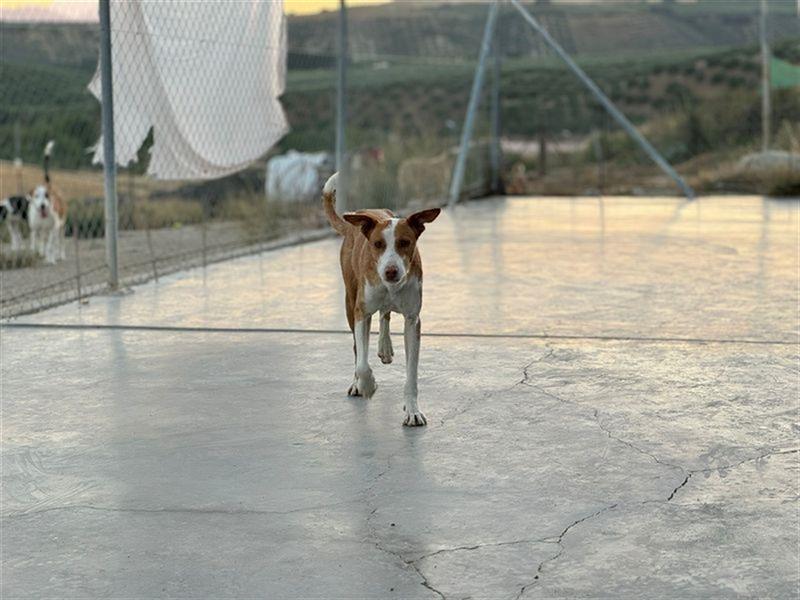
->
[364, 277, 421, 316]
[29, 211, 55, 230]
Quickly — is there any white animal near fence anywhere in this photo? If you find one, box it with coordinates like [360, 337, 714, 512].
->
[265, 151, 333, 203]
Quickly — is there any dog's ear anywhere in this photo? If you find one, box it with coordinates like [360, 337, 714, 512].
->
[343, 212, 378, 238]
[406, 208, 441, 237]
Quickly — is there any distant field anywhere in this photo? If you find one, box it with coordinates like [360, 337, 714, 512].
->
[0, 161, 183, 202]
[0, 161, 104, 200]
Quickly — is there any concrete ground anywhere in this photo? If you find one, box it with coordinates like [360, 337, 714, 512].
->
[2, 195, 798, 598]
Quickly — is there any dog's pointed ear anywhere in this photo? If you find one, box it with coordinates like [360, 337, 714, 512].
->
[343, 212, 378, 238]
[406, 208, 441, 237]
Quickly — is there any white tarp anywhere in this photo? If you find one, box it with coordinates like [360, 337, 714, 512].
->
[88, 1, 289, 180]
[265, 151, 333, 203]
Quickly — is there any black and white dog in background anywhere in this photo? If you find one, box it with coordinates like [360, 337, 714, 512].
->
[0, 194, 29, 251]
[1, 140, 66, 263]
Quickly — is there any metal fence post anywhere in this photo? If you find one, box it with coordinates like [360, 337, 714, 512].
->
[13, 121, 23, 195]
[448, 0, 499, 207]
[760, 0, 771, 152]
[510, 0, 694, 200]
[99, 0, 119, 289]
[335, 0, 348, 212]
[490, 30, 503, 194]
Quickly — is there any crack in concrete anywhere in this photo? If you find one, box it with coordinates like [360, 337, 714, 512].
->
[363, 455, 449, 599]
[369, 537, 447, 600]
[368, 356, 798, 599]
[515, 504, 619, 599]
[437, 378, 520, 427]
[414, 537, 556, 562]
[666, 474, 692, 501]
[523, 379, 687, 478]
[409, 560, 447, 600]
[520, 348, 555, 386]
[664, 447, 799, 503]
[591, 408, 685, 473]
[437, 348, 552, 428]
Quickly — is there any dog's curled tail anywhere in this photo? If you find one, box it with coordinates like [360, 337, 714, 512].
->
[322, 172, 348, 236]
[43, 140, 55, 184]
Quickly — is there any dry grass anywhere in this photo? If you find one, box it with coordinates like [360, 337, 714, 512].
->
[0, 161, 105, 200]
[691, 163, 800, 196]
[0, 161, 183, 202]
[0, 248, 40, 270]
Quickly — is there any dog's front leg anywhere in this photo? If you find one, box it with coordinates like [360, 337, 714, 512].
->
[402, 314, 426, 426]
[44, 228, 56, 264]
[348, 314, 377, 398]
[58, 225, 66, 260]
[8, 223, 22, 251]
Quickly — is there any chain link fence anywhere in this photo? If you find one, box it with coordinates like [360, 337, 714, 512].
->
[1, 0, 799, 318]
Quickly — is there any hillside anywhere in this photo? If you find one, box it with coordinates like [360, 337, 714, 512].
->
[290, 0, 800, 61]
[3, 1, 799, 69]
[0, 0, 798, 172]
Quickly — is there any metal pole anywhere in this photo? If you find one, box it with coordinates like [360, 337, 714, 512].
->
[99, 0, 119, 289]
[510, 0, 694, 200]
[13, 121, 22, 195]
[448, 1, 499, 207]
[760, 0, 771, 152]
[335, 0, 348, 212]
[490, 30, 503, 194]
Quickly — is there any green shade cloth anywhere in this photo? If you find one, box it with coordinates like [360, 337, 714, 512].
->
[771, 56, 800, 89]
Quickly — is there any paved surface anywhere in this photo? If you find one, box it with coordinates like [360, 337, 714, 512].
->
[3, 196, 798, 598]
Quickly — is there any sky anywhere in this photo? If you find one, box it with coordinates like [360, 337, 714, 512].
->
[0, 0, 389, 21]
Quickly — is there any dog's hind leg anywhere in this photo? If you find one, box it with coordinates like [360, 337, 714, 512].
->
[377, 311, 394, 364]
[44, 227, 57, 264]
[348, 313, 377, 398]
[58, 224, 66, 260]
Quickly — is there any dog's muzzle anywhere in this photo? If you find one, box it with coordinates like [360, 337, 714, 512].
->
[384, 266, 400, 282]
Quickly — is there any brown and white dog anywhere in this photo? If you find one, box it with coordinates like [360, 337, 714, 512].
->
[322, 172, 440, 426]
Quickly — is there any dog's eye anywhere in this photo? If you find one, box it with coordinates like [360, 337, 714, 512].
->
[374, 240, 385, 250]
[398, 239, 411, 248]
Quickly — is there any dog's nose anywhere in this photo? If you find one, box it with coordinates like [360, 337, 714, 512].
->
[384, 266, 399, 282]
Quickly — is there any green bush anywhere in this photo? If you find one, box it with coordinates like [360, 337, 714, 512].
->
[726, 76, 746, 88]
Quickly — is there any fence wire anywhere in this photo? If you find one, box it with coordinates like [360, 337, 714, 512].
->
[1, 0, 799, 318]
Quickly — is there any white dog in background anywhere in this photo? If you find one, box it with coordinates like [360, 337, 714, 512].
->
[27, 141, 66, 264]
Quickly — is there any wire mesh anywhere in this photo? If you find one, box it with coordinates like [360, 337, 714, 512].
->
[1, 0, 798, 318]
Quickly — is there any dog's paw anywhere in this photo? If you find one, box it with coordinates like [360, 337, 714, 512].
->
[402, 407, 427, 427]
[377, 337, 394, 364]
[348, 371, 377, 398]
